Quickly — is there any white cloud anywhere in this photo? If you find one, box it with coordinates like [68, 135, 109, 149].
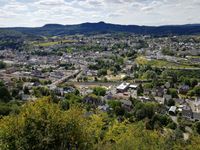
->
[0, 0, 199, 27]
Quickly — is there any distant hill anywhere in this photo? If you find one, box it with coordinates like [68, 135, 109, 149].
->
[1, 22, 200, 36]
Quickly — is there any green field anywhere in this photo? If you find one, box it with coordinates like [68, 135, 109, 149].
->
[136, 56, 200, 69]
[33, 40, 75, 47]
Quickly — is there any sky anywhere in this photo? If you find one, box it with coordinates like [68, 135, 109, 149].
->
[0, 0, 200, 27]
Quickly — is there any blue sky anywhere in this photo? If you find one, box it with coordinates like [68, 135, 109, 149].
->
[0, 0, 200, 27]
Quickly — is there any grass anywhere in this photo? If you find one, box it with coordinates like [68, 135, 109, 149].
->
[136, 56, 200, 69]
[33, 40, 75, 47]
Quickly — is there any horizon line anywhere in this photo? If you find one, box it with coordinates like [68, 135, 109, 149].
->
[0, 21, 200, 28]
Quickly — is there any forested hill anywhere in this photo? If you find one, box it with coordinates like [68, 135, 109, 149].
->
[1, 22, 200, 36]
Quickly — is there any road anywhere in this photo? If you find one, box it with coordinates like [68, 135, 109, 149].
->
[50, 70, 81, 86]
[67, 81, 120, 87]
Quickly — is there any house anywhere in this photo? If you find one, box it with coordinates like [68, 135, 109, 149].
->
[165, 82, 171, 89]
[169, 106, 177, 115]
[83, 95, 103, 106]
[157, 87, 165, 97]
[143, 89, 151, 95]
[194, 99, 200, 112]
[163, 94, 172, 101]
[179, 85, 190, 94]
[50, 71, 64, 79]
[23, 82, 34, 90]
[129, 84, 138, 90]
[138, 96, 151, 103]
[174, 98, 185, 105]
[98, 104, 110, 112]
[116, 82, 130, 93]
[32, 70, 46, 78]
[193, 112, 200, 121]
[6, 67, 16, 74]
[152, 87, 165, 97]
[120, 100, 132, 111]
[181, 105, 193, 119]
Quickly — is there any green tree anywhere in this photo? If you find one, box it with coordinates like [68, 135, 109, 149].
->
[195, 122, 200, 135]
[193, 86, 200, 96]
[167, 99, 175, 106]
[190, 79, 198, 87]
[0, 61, 6, 69]
[0, 86, 11, 103]
[0, 97, 93, 150]
[167, 88, 178, 98]
[97, 69, 107, 77]
[93, 87, 106, 96]
[137, 84, 143, 96]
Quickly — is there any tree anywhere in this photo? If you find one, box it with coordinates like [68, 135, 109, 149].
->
[0, 80, 4, 87]
[0, 97, 93, 150]
[0, 86, 11, 103]
[190, 79, 198, 88]
[187, 90, 195, 97]
[11, 88, 20, 98]
[161, 47, 175, 56]
[144, 70, 157, 80]
[167, 88, 178, 98]
[97, 69, 107, 77]
[23, 86, 30, 95]
[115, 106, 125, 116]
[137, 84, 143, 96]
[0, 61, 6, 69]
[193, 86, 200, 96]
[93, 87, 106, 96]
[108, 100, 121, 109]
[167, 99, 175, 106]
[59, 99, 70, 110]
[195, 122, 200, 135]
[183, 78, 191, 86]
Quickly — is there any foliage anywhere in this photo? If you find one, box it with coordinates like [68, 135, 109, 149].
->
[194, 122, 200, 135]
[1, 97, 200, 150]
[167, 88, 178, 98]
[137, 84, 143, 96]
[93, 87, 106, 96]
[0, 102, 21, 116]
[33, 87, 51, 98]
[0, 86, 11, 103]
[97, 69, 107, 77]
[167, 99, 175, 107]
[193, 86, 200, 96]
[161, 47, 175, 56]
[0, 61, 6, 69]
[143, 70, 157, 79]
[0, 97, 93, 150]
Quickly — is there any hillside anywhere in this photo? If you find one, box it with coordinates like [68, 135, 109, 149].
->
[1, 22, 200, 36]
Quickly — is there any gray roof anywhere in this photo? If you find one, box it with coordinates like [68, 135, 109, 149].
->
[169, 106, 177, 113]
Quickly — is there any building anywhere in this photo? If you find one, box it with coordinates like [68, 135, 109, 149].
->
[169, 106, 177, 115]
[116, 82, 130, 93]
[181, 105, 193, 119]
[120, 100, 132, 111]
[179, 85, 190, 94]
[98, 104, 110, 112]
[129, 84, 138, 90]
[193, 112, 200, 121]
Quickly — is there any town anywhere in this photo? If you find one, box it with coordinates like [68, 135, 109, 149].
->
[0, 32, 200, 148]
